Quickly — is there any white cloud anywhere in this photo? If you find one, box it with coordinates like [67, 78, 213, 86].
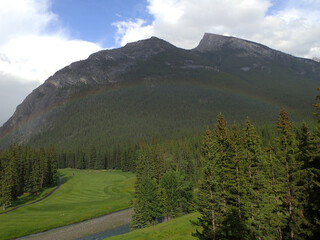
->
[0, 0, 102, 125]
[0, 73, 39, 126]
[0, 0, 102, 84]
[113, 0, 320, 58]
[0, 35, 101, 82]
[112, 19, 154, 46]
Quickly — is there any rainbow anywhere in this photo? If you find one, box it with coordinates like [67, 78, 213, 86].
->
[0, 79, 296, 145]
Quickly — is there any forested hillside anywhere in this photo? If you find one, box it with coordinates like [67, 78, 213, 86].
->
[0, 34, 319, 239]
[0, 34, 319, 150]
[129, 105, 320, 239]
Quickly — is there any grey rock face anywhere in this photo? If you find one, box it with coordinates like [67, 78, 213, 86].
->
[0, 37, 179, 144]
[0, 33, 319, 147]
[194, 33, 302, 60]
[193, 33, 275, 56]
[313, 57, 320, 62]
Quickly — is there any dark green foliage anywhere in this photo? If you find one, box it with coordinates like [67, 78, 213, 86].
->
[309, 126, 320, 239]
[275, 110, 306, 240]
[160, 170, 193, 220]
[131, 140, 195, 230]
[296, 123, 318, 238]
[132, 177, 162, 228]
[23, 73, 316, 153]
[194, 110, 319, 240]
[313, 88, 320, 121]
[0, 145, 57, 210]
[131, 144, 163, 229]
[194, 114, 239, 240]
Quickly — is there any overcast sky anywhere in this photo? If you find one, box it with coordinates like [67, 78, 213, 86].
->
[0, 0, 320, 125]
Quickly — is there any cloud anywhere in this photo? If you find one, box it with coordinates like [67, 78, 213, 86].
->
[112, 19, 154, 46]
[0, 0, 102, 84]
[113, 0, 320, 58]
[0, 73, 39, 126]
[0, 0, 102, 125]
[0, 35, 101, 82]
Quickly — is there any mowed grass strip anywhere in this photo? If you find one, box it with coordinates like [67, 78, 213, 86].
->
[0, 168, 135, 240]
[108, 212, 200, 240]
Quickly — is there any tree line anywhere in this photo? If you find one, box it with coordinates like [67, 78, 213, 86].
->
[0, 145, 57, 210]
[56, 144, 139, 172]
[131, 142, 195, 229]
[194, 111, 319, 240]
[130, 89, 320, 240]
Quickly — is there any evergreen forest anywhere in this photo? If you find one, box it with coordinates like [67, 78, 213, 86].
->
[0, 89, 319, 240]
[0, 145, 57, 210]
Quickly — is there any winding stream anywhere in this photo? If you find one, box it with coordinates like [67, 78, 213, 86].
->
[18, 208, 133, 240]
[78, 224, 130, 240]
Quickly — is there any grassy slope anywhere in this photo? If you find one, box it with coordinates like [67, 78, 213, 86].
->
[0, 169, 135, 240]
[108, 212, 200, 240]
[0, 186, 57, 214]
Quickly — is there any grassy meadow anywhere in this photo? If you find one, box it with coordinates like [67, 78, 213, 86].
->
[108, 212, 200, 240]
[0, 168, 135, 240]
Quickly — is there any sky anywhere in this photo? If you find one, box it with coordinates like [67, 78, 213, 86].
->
[0, 0, 320, 125]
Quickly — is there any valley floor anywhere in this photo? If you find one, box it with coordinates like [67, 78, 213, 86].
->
[0, 169, 135, 240]
[108, 212, 200, 240]
[18, 208, 133, 240]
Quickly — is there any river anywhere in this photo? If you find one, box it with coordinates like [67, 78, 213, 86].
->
[18, 208, 133, 240]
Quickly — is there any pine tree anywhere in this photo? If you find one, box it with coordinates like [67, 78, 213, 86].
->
[23, 148, 34, 192]
[193, 127, 217, 240]
[160, 169, 193, 220]
[296, 122, 318, 238]
[194, 114, 234, 240]
[131, 143, 162, 229]
[46, 145, 57, 186]
[243, 118, 278, 239]
[131, 177, 162, 228]
[229, 122, 248, 239]
[313, 88, 320, 121]
[1, 154, 19, 210]
[275, 110, 304, 240]
[89, 146, 97, 169]
[264, 143, 287, 240]
[31, 151, 42, 193]
[306, 88, 320, 239]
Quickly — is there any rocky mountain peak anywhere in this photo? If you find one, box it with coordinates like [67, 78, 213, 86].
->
[312, 57, 320, 62]
[88, 36, 175, 62]
[193, 33, 279, 58]
[121, 36, 176, 58]
[1, 33, 319, 148]
[194, 33, 234, 52]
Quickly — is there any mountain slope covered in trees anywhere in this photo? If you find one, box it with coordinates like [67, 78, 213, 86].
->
[0, 33, 319, 150]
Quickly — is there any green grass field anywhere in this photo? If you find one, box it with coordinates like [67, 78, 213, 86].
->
[0, 168, 135, 240]
[108, 212, 200, 240]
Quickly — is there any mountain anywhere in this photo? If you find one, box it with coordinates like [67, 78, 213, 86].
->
[0, 33, 319, 150]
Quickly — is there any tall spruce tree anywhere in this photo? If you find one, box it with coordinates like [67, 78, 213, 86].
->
[228, 122, 247, 239]
[306, 88, 320, 239]
[194, 114, 236, 240]
[160, 169, 193, 220]
[243, 118, 278, 239]
[131, 143, 162, 229]
[194, 126, 218, 240]
[264, 142, 287, 240]
[296, 122, 319, 239]
[275, 110, 305, 240]
[1, 154, 19, 210]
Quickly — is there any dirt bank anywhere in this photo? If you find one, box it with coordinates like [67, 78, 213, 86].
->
[17, 208, 133, 240]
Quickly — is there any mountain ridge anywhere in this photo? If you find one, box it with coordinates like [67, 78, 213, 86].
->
[0, 33, 319, 149]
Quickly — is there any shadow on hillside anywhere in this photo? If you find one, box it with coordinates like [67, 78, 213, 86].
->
[59, 174, 73, 185]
